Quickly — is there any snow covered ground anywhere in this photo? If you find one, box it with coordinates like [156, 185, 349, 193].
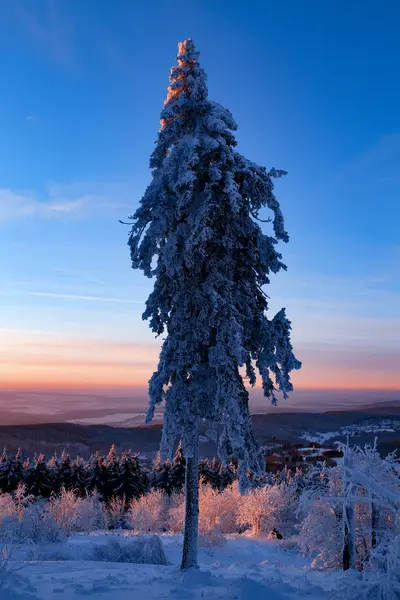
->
[2, 533, 346, 600]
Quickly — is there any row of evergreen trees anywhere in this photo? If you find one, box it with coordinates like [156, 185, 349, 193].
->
[0, 444, 238, 501]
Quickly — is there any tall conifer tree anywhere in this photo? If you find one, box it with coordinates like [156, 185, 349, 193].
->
[127, 38, 300, 568]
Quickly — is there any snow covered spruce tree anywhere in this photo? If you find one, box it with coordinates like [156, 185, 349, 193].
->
[126, 38, 301, 569]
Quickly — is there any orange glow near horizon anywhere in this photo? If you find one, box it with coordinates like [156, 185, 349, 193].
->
[1, 361, 399, 393]
[0, 329, 399, 392]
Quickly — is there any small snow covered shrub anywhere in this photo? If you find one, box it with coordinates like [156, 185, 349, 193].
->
[0, 494, 16, 528]
[237, 481, 299, 537]
[199, 482, 240, 537]
[299, 501, 343, 569]
[360, 536, 400, 600]
[105, 496, 127, 530]
[167, 492, 185, 533]
[13, 485, 34, 521]
[76, 491, 104, 533]
[268, 481, 299, 538]
[0, 516, 18, 544]
[46, 488, 81, 536]
[0, 485, 35, 543]
[332, 536, 400, 600]
[128, 489, 167, 533]
[1, 487, 103, 541]
[218, 482, 241, 534]
[133, 534, 168, 565]
[91, 535, 168, 565]
[1, 500, 58, 545]
[198, 485, 221, 537]
[47, 488, 105, 535]
[237, 486, 268, 536]
[19, 502, 65, 544]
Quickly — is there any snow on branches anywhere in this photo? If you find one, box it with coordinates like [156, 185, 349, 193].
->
[298, 441, 400, 572]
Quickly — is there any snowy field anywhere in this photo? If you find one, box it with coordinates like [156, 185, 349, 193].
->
[1, 442, 399, 599]
[2, 533, 345, 600]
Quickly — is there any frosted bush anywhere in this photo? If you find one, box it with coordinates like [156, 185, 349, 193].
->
[13, 485, 34, 521]
[298, 501, 343, 569]
[46, 488, 81, 536]
[129, 489, 167, 533]
[0, 486, 36, 544]
[1, 487, 104, 541]
[47, 488, 104, 535]
[0, 503, 64, 544]
[91, 535, 168, 565]
[167, 492, 185, 533]
[269, 482, 299, 537]
[237, 486, 271, 536]
[167, 484, 239, 537]
[198, 485, 220, 536]
[16, 503, 65, 544]
[0, 495, 16, 527]
[218, 482, 241, 533]
[237, 482, 299, 537]
[0, 517, 18, 544]
[360, 536, 400, 600]
[199, 482, 240, 536]
[332, 536, 400, 599]
[105, 496, 127, 530]
[75, 492, 104, 533]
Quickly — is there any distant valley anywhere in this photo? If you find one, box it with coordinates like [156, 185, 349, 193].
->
[0, 405, 399, 461]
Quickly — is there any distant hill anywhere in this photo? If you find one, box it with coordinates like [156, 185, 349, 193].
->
[341, 402, 400, 414]
[0, 407, 399, 460]
[0, 422, 164, 459]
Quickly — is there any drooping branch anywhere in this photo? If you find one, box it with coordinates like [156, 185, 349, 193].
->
[250, 208, 272, 223]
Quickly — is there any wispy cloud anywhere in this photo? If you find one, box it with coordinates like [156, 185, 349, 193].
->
[0, 179, 136, 223]
[0, 189, 87, 221]
[29, 292, 143, 304]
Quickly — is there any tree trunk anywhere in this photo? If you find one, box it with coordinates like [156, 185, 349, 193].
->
[343, 505, 355, 571]
[371, 502, 378, 549]
[181, 432, 199, 570]
[342, 448, 355, 571]
[343, 501, 355, 570]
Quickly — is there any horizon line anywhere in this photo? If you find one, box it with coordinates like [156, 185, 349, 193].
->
[0, 385, 399, 394]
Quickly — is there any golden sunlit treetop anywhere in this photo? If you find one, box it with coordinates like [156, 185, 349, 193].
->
[161, 38, 199, 129]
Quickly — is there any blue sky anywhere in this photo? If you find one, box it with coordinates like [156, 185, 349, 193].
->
[0, 0, 399, 394]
